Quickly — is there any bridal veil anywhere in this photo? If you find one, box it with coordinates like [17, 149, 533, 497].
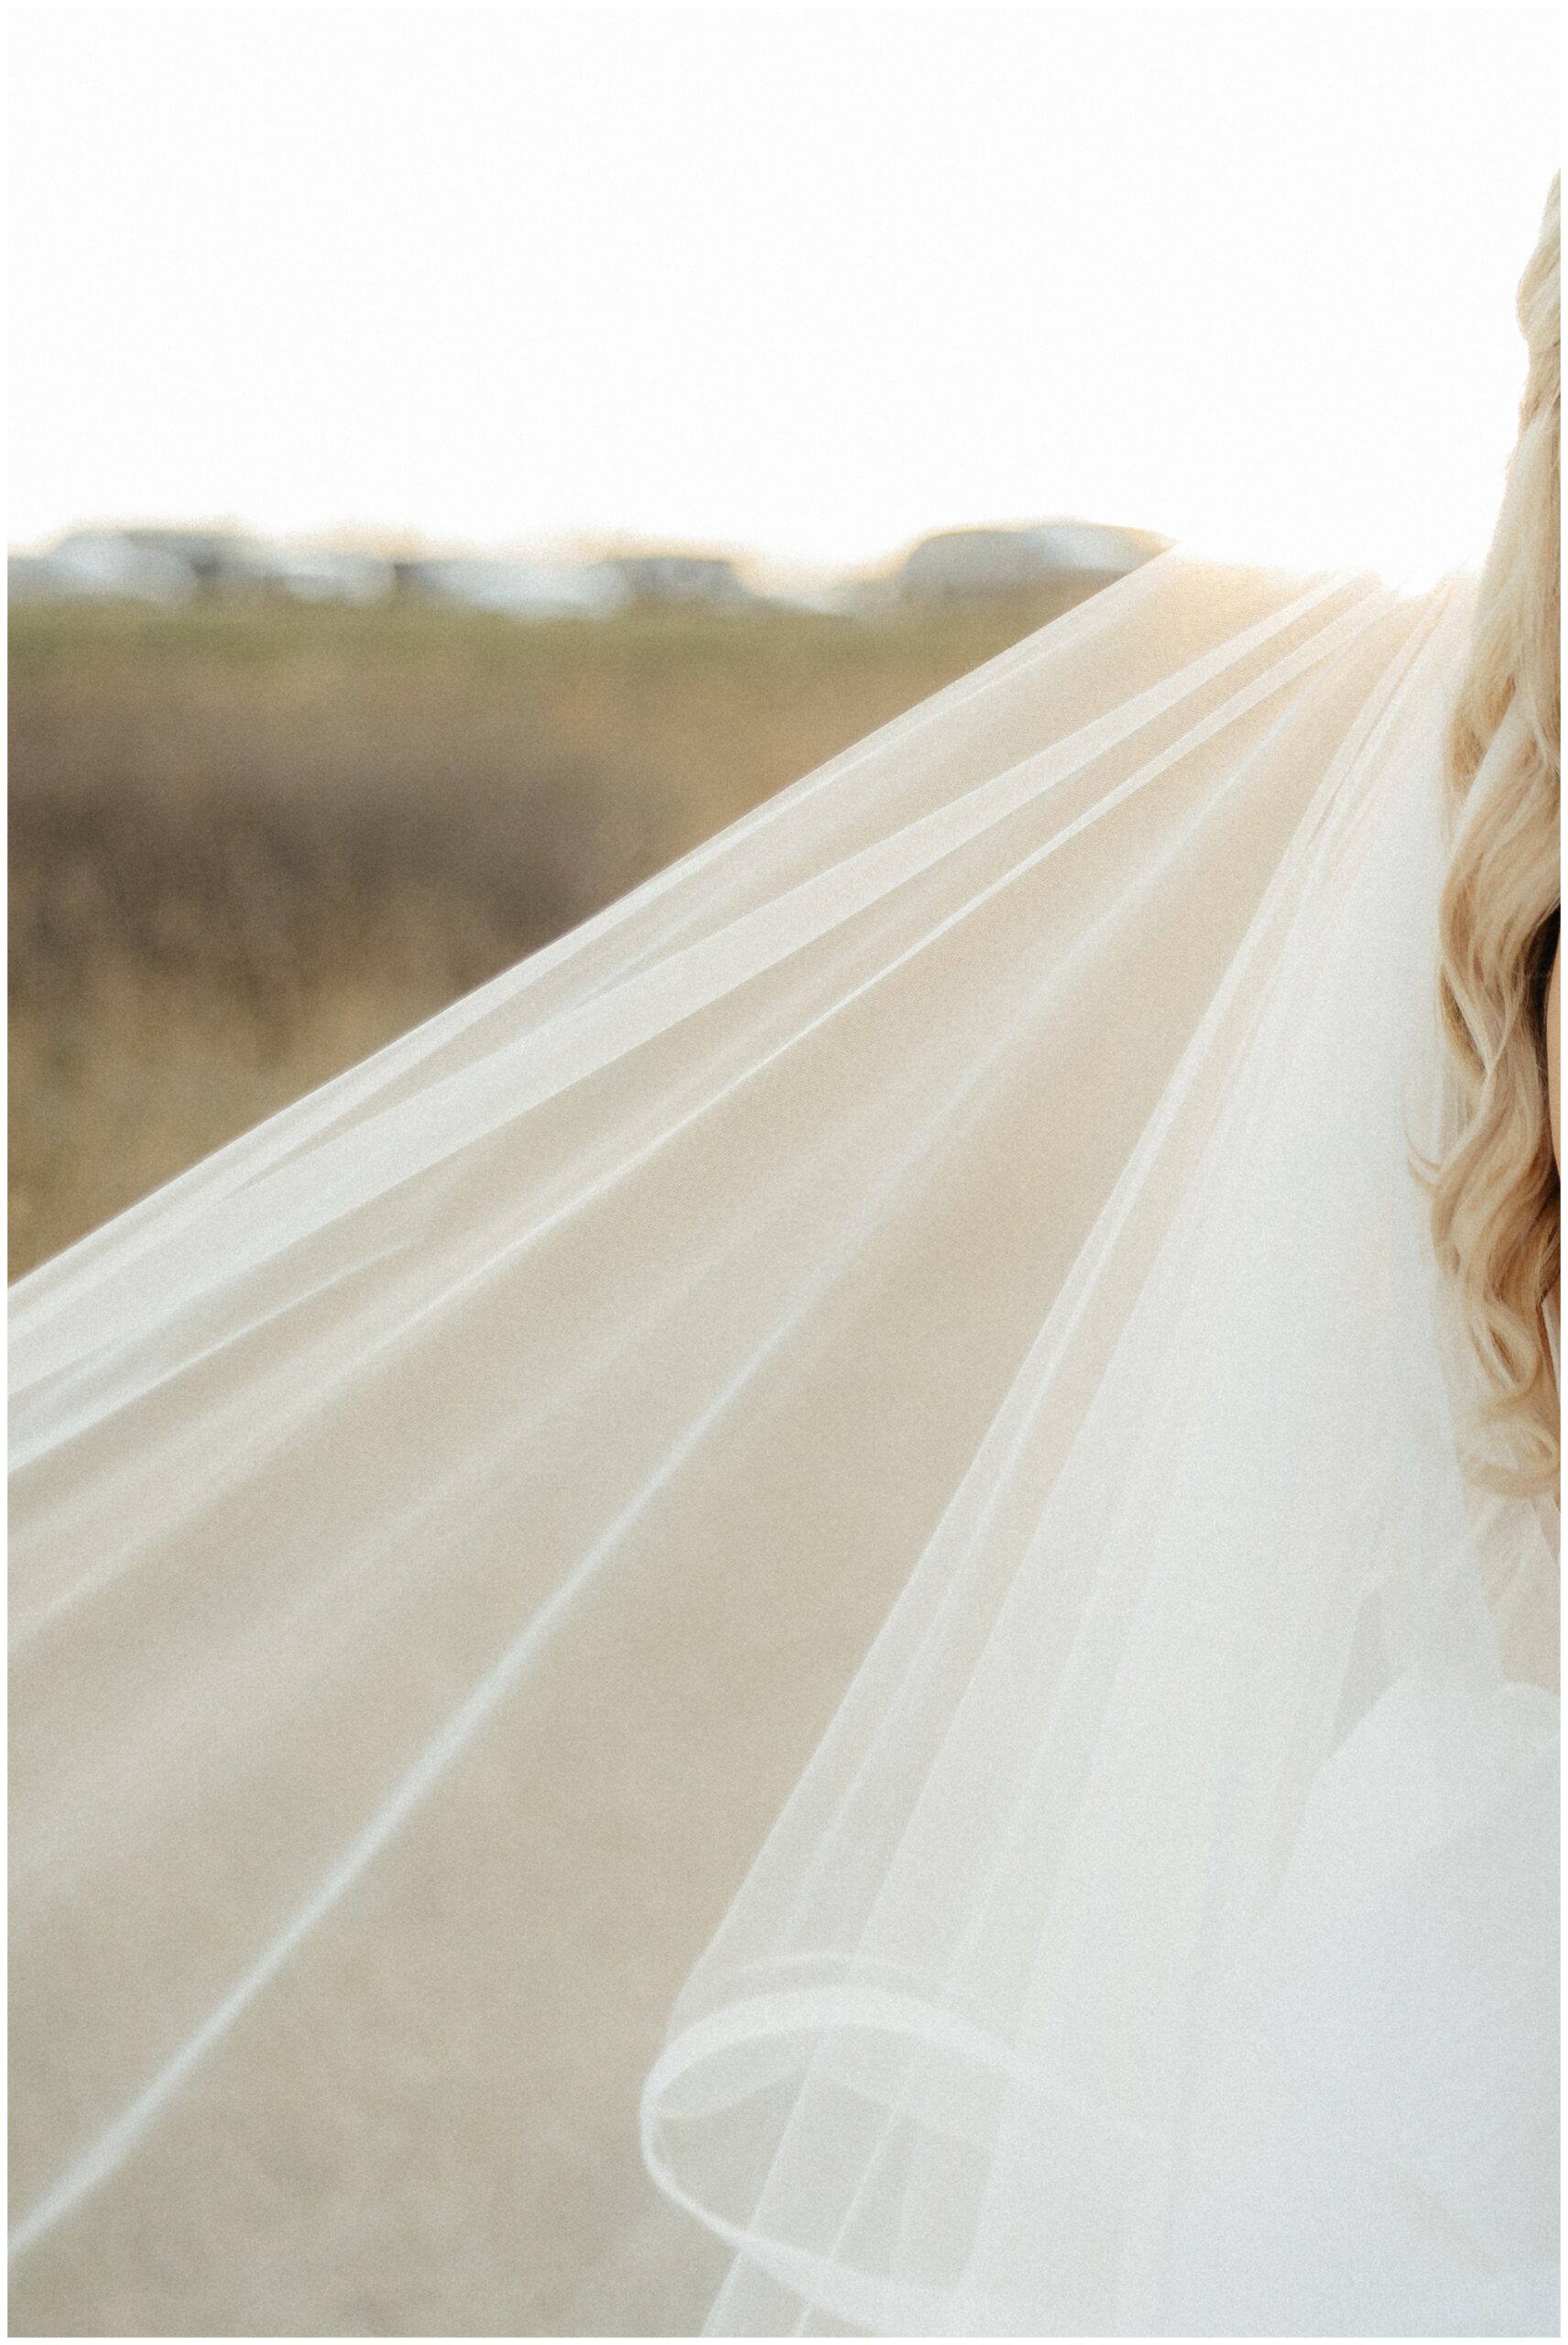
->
[10, 547, 1558, 2335]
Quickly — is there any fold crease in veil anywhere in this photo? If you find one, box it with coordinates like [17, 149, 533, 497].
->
[9, 547, 1559, 2339]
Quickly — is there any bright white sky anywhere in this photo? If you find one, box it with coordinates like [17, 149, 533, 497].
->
[8, 5, 1561, 584]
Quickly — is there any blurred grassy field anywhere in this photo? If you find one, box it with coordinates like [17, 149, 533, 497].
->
[10, 580, 1104, 1277]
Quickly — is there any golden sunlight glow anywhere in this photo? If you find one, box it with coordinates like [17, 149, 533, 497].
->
[10, 6, 1560, 586]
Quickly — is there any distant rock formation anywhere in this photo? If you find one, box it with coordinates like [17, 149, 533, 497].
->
[10, 519, 1172, 617]
[583, 554, 754, 609]
[393, 556, 623, 617]
[9, 529, 391, 605]
[9, 530, 197, 605]
[898, 518, 1171, 600]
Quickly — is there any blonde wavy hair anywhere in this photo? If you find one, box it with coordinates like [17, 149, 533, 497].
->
[1430, 172, 1561, 1497]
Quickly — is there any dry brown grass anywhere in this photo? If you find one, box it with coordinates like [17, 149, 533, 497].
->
[10, 580, 1103, 1276]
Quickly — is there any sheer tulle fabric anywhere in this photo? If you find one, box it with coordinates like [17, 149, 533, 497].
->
[10, 551, 1558, 2337]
